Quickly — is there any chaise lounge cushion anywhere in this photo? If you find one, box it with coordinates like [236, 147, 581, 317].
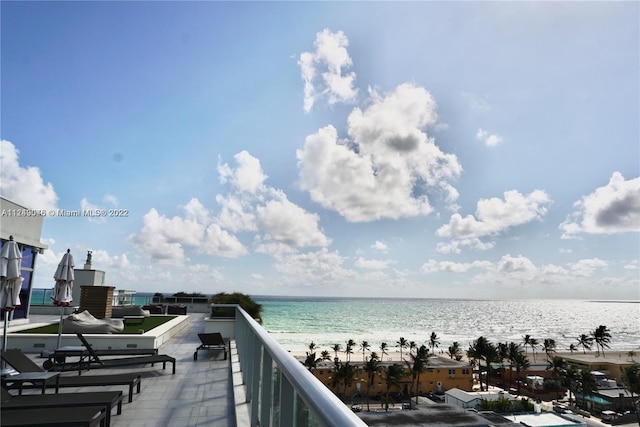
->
[111, 305, 151, 318]
[62, 310, 124, 334]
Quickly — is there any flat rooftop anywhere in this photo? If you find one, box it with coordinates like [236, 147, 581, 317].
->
[6, 313, 235, 427]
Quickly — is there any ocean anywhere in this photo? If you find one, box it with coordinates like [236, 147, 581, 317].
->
[255, 296, 640, 354]
[30, 289, 640, 354]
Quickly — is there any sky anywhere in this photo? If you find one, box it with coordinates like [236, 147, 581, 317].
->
[1, 1, 639, 300]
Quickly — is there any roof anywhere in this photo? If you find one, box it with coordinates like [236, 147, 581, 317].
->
[508, 413, 582, 427]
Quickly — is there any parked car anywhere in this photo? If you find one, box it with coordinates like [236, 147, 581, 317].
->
[600, 410, 620, 422]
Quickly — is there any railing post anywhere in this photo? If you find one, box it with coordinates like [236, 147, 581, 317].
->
[279, 373, 295, 427]
[260, 349, 273, 426]
[250, 340, 262, 427]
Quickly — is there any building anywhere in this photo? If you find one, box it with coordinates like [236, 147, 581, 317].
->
[308, 355, 473, 399]
[0, 197, 48, 322]
[445, 387, 516, 409]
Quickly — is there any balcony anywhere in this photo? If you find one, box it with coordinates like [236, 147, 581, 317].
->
[8, 305, 366, 426]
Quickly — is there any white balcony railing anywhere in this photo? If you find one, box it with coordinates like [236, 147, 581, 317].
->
[217, 304, 367, 427]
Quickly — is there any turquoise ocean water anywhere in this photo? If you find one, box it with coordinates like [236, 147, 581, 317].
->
[255, 296, 640, 354]
[31, 289, 639, 353]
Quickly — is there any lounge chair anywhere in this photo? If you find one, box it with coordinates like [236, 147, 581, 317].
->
[1, 349, 141, 402]
[0, 405, 107, 427]
[75, 333, 176, 374]
[194, 332, 228, 360]
[1, 388, 123, 427]
[44, 336, 158, 371]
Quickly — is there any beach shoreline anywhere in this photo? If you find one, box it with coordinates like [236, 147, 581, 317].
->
[285, 349, 639, 365]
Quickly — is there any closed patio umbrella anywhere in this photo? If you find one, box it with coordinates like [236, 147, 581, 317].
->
[0, 236, 23, 311]
[52, 249, 74, 349]
[1, 236, 23, 374]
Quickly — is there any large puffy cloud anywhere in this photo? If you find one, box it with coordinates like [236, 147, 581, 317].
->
[560, 172, 640, 238]
[299, 29, 358, 112]
[256, 192, 331, 248]
[217, 151, 267, 194]
[132, 151, 332, 263]
[129, 199, 247, 263]
[217, 152, 331, 256]
[436, 189, 551, 252]
[0, 140, 58, 210]
[297, 84, 462, 222]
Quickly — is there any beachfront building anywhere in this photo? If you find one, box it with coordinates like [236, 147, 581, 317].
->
[0, 197, 48, 322]
[445, 387, 516, 410]
[308, 355, 473, 399]
[561, 352, 636, 385]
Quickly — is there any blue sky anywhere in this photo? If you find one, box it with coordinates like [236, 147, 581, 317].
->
[1, 1, 638, 300]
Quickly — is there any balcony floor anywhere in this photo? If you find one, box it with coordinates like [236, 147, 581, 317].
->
[9, 313, 236, 427]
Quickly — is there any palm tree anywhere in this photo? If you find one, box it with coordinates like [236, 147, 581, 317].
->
[397, 337, 408, 361]
[303, 351, 325, 371]
[497, 342, 509, 378]
[308, 341, 318, 353]
[334, 362, 359, 400]
[381, 363, 406, 411]
[577, 368, 597, 409]
[542, 338, 556, 360]
[345, 339, 356, 362]
[360, 340, 370, 363]
[522, 335, 532, 356]
[408, 341, 418, 358]
[429, 332, 440, 355]
[513, 352, 530, 395]
[576, 334, 593, 354]
[529, 338, 539, 362]
[469, 336, 493, 391]
[466, 344, 480, 389]
[320, 350, 331, 361]
[447, 342, 462, 361]
[379, 342, 389, 361]
[546, 356, 565, 400]
[362, 352, 381, 411]
[332, 344, 342, 362]
[592, 325, 612, 357]
[484, 341, 499, 390]
[567, 344, 578, 354]
[562, 364, 579, 405]
[507, 342, 521, 391]
[621, 365, 640, 399]
[405, 345, 429, 405]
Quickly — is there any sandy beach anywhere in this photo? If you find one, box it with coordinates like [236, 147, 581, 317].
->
[287, 348, 639, 366]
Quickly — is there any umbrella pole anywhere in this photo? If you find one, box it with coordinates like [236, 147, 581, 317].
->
[56, 306, 65, 349]
[2, 310, 7, 353]
[1, 310, 15, 375]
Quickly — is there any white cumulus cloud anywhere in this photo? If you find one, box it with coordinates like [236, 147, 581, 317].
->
[560, 172, 640, 238]
[129, 199, 247, 263]
[436, 189, 551, 252]
[297, 83, 462, 222]
[0, 140, 58, 210]
[299, 29, 358, 112]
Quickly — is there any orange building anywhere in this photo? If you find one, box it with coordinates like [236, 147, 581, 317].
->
[306, 355, 473, 398]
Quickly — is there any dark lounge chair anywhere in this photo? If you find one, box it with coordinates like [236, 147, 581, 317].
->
[1, 349, 141, 402]
[44, 336, 158, 371]
[0, 405, 107, 427]
[76, 333, 176, 374]
[1, 388, 123, 427]
[194, 332, 228, 360]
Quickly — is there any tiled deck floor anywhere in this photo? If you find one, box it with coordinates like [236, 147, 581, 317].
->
[16, 313, 236, 427]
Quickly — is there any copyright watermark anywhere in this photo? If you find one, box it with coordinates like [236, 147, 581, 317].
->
[1, 208, 130, 218]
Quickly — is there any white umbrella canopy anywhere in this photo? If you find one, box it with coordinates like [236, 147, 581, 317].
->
[52, 249, 74, 306]
[0, 236, 23, 311]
